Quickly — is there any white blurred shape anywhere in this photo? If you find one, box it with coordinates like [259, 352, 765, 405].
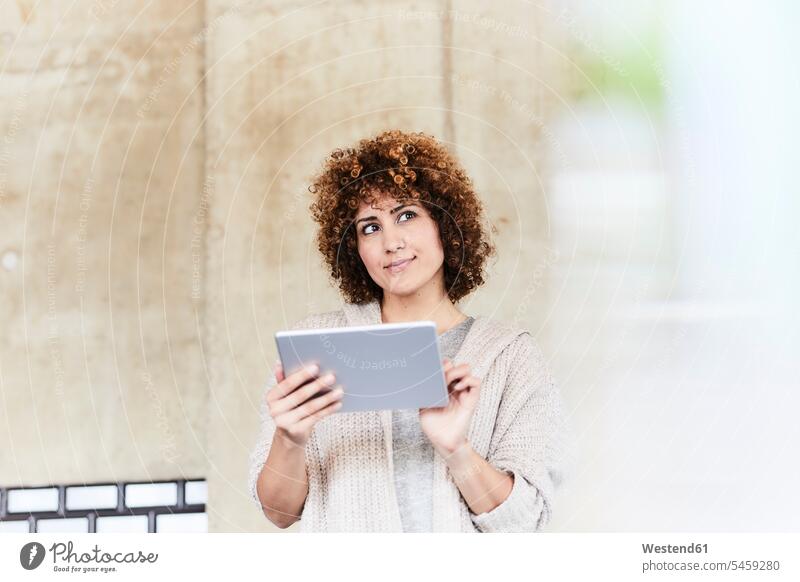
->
[124, 483, 177, 508]
[156, 512, 208, 533]
[65, 485, 118, 510]
[7, 488, 59, 513]
[0, 520, 30, 533]
[95, 515, 149, 533]
[1, 249, 18, 271]
[184, 480, 207, 505]
[36, 518, 89, 533]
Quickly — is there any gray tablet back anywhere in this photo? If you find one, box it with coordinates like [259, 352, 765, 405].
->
[275, 321, 448, 413]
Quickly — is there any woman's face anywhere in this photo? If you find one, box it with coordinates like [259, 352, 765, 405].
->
[354, 193, 445, 299]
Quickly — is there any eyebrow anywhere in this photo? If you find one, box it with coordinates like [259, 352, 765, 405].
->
[355, 203, 416, 225]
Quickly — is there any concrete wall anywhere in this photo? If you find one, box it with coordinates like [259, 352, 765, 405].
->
[1, 0, 563, 532]
[0, 2, 208, 487]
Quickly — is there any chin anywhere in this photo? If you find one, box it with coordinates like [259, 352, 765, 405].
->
[383, 282, 422, 297]
[384, 286, 416, 297]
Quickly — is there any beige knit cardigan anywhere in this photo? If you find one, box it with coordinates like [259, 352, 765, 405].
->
[248, 299, 569, 532]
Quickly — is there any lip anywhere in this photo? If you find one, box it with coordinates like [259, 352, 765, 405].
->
[385, 256, 415, 273]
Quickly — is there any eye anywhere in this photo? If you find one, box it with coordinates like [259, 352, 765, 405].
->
[360, 210, 416, 236]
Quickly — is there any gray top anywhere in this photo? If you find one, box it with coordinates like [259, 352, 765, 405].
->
[391, 315, 476, 532]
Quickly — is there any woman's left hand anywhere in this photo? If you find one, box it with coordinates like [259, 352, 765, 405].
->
[419, 358, 481, 457]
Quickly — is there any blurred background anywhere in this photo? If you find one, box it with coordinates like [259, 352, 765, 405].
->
[1, 0, 798, 532]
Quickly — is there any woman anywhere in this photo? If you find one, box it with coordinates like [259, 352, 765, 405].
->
[248, 129, 568, 532]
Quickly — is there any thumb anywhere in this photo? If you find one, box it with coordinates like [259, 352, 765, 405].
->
[274, 358, 285, 382]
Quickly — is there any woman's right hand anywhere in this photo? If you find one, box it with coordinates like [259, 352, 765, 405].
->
[267, 361, 344, 448]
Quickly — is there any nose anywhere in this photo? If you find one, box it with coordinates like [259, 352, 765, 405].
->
[382, 223, 406, 253]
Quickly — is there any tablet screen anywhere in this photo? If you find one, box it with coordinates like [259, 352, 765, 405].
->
[275, 321, 448, 413]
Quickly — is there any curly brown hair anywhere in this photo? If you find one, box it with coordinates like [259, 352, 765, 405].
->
[308, 129, 497, 305]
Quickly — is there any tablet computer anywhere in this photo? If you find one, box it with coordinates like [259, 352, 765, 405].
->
[275, 321, 448, 413]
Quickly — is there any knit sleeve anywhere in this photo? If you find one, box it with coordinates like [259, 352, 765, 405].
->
[470, 332, 570, 533]
[246, 313, 320, 512]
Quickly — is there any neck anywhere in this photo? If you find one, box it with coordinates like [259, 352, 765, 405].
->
[379, 280, 466, 335]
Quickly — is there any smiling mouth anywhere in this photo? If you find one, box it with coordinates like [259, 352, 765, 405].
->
[386, 256, 416, 273]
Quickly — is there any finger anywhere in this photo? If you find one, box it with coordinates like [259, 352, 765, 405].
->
[444, 363, 471, 385]
[286, 385, 344, 425]
[272, 372, 337, 415]
[453, 376, 479, 392]
[461, 383, 482, 405]
[274, 360, 285, 383]
[289, 386, 344, 424]
[273, 363, 321, 399]
[293, 398, 343, 432]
